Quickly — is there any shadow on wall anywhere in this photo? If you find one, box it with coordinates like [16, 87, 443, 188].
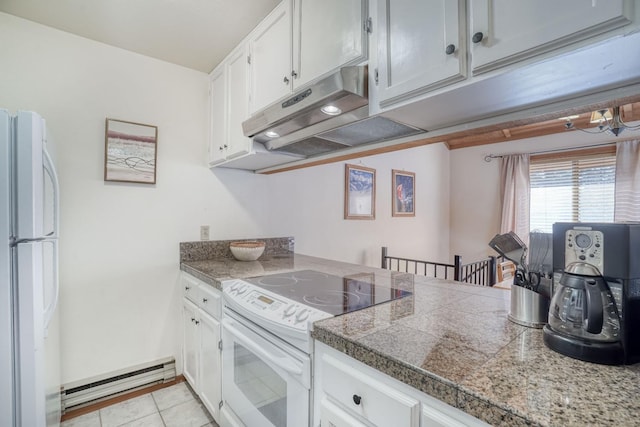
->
[209, 168, 271, 238]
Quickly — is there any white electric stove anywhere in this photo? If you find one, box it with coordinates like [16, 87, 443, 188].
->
[219, 270, 410, 427]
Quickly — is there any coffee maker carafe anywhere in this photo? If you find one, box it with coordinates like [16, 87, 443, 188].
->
[543, 223, 640, 365]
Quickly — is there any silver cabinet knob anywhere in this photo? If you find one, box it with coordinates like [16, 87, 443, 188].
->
[283, 76, 290, 84]
[202, 298, 208, 303]
[291, 70, 298, 79]
[445, 44, 456, 55]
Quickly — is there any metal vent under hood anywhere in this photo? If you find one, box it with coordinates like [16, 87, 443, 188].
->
[242, 65, 426, 157]
[274, 116, 424, 156]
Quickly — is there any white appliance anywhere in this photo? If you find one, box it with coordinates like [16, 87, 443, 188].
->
[221, 277, 331, 427]
[0, 110, 61, 427]
[220, 270, 411, 427]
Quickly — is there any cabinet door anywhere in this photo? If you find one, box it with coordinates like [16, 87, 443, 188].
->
[293, 0, 367, 89]
[377, 0, 465, 108]
[199, 312, 221, 422]
[470, 0, 631, 74]
[225, 44, 252, 160]
[249, 1, 293, 114]
[208, 67, 227, 166]
[182, 299, 200, 392]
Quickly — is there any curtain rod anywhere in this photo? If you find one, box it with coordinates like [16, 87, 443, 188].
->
[483, 141, 618, 162]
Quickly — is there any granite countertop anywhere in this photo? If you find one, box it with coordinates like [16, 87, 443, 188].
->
[180, 253, 640, 427]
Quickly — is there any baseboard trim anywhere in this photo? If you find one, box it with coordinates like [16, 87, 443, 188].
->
[60, 375, 186, 422]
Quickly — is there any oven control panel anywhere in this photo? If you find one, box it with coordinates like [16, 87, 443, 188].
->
[565, 229, 604, 273]
[222, 280, 332, 332]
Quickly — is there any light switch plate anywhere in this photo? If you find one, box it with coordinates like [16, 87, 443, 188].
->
[200, 225, 210, 241]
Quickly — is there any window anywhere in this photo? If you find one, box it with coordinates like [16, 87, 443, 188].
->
[529, 150, 616, 233]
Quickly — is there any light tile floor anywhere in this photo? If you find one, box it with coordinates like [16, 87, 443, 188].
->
[61, 382, 219, 427]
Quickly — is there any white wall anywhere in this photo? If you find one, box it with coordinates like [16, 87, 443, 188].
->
[0, 13, 271, 384]
[1, 12, 453, 385]
[449, 130, 620, 261]
[267, 144, 451, 267]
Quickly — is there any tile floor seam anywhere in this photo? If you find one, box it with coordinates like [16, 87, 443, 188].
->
[150, 390, 167, 427]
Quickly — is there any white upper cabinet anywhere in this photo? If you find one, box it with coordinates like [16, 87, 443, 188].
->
[377, 0, 466, 108]
[208, 43, 252, 167]
[208, 66, 226, 166]
[469, 0, 633, 74]
[249, 0, 368, 115]
[249, 1, 293, 115]
[225, 45, 251, 160]
[293, 0, 368, 89]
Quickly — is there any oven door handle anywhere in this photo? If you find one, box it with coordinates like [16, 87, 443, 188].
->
[222, 318, 303, 377]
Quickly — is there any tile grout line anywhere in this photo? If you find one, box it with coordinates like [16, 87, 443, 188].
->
[149, 388, 168, 427]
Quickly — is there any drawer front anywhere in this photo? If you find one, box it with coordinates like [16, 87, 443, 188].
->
[181, 273, 200, 304]
[320, 397, 367, 427]
[322, 353, 420, 427]
[199, 284, 222, 319]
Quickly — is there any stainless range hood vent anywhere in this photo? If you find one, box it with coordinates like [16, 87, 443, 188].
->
[242, 65, 427, 157]
[243, 66, 369, 145]
[273, 116, 424, 157]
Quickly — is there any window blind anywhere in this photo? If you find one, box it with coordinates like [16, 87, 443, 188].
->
[529, 152, 616, 233]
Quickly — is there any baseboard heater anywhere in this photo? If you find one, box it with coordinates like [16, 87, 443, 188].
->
[61, 357, 176, 413]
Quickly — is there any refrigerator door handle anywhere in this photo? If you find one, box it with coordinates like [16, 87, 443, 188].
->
[42, 146, 60, 331]
[42, 147, 59, 239]
[43, 239, 59, 332]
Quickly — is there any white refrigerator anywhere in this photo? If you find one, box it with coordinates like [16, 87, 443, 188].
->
[0, 110, 61, 427]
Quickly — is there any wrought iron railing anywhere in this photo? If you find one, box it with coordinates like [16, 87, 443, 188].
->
[381, 247, 497, 286]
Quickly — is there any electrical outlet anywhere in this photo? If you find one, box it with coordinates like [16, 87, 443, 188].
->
[200, 225, 210, 241]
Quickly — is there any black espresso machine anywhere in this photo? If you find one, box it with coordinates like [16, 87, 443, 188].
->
[544, 222, 640, 365]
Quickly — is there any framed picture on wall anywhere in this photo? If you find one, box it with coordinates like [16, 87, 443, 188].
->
[345, 163, 376, 220]
[104, 118, 158, 184]
[392, 169, 415, 217]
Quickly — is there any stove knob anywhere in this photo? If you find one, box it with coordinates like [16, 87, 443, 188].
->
[295, 309, 310, 323]
[283, 305, 297, 317]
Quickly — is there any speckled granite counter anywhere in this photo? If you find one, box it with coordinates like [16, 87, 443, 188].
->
[180, 252, 640, 427]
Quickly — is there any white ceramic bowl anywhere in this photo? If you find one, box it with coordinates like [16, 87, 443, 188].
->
[229, 241, 265, 261]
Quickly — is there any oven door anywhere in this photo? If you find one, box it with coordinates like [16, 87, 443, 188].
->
[222, 310, 311, 427]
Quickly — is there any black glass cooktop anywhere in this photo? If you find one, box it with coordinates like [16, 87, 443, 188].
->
[245, 270, 412, 316]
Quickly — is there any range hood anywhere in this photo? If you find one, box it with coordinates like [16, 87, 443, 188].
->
[242, 65, 425, 157]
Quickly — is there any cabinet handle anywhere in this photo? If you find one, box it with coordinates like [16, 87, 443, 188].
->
[191, 317, 196, 322]
[283, 76, 290, 84]
[291, 70, 298, 79]
[445, 44, 456, 55]
[223, 144, 228, 149]
[219, 146, 224, 151]
[472, 32, 484, 44]
[195, 320, 200, 325]
[352, 394, 361, 405]
[202, 298, 208, 303]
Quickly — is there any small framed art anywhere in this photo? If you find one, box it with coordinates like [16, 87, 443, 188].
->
[104, 118, 158, 184]
[344, 164, 376, 220]
[392, 169, 415, 217]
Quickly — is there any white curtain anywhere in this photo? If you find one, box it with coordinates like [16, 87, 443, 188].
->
[614, 139, 640, 221]
[500, 154, 530, 243]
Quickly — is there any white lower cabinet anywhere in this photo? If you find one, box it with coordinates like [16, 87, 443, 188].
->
[181, 273, 222, 423]
[182, 299, 200, 392]
[314, 341, 488, 427]
[198, 311, 221, 419]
